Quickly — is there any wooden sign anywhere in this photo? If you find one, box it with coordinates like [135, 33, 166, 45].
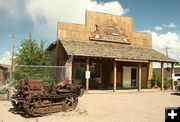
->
[89, 22, 131, 44]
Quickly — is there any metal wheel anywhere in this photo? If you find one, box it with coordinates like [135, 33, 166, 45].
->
[66, 94, 78, 110]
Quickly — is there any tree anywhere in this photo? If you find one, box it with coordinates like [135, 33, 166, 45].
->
[15, 32, 50, 65]
[13, 32, 52, 87]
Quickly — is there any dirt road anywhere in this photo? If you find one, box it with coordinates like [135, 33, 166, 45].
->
[0, 92, 180, 122]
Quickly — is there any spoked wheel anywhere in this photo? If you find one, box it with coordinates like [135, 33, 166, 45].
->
[66, 93, 78, 111]
[23, 96, 41, 116]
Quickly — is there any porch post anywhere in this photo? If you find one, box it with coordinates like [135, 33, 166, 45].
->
[161, 62, 164, 90]
[86, 58, 89, 92]
[113, 61, 117, 92]
[171, 63, 175, 91]
[147, 62, 153, 88]
[138, 63, 142, 91]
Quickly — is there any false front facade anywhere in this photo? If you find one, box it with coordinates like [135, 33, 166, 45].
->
[48, 11, 177, 92]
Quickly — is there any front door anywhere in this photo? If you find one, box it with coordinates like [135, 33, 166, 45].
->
[123, 66, 131, 88]
[131, 68, 137, 87]
[123, 66, 137, 88]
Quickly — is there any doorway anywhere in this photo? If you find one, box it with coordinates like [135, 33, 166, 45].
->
[123, 66, 138, 88]
[131, 68, 137, 87]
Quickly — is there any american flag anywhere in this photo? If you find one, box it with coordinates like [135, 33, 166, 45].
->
[65, 54, 74, 80]
[65, 54, 74, 66]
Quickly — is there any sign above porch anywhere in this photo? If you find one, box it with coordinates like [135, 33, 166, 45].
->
[89, 22, 131, 44]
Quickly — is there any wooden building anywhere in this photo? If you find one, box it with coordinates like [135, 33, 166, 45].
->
[48, 11, 177, 92]
[0, 64, 9, 86]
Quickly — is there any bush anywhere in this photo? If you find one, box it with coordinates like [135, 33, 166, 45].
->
[0, 88, 8, 94]
[164, 77, 171, 90]
[152, 72, 171, 90]
[152, 73, 161, 87]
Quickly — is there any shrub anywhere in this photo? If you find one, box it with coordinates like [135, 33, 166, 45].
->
[151, 72, 171, 90]
[0, 88, 8, 94]
[151, 73, 161, 87]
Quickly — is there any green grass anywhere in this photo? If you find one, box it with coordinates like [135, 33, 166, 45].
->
[61, 108, 88, 116]
[62, 105, 68, 112]
[75, 108, 88, 115]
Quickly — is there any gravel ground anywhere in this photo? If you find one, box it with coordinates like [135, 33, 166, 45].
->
[0, 92, 180, 122]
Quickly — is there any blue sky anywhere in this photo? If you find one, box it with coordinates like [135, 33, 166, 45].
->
[0, 0, 180, 64]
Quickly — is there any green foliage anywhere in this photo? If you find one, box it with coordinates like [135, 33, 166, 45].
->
[152, 72, 171, 90]
[175, 63, 180, 66]
[12, 79, 20, 90]
[14, 33, 50, 65]
[0, 88, 8, 94]
[13, 32, 52, 88]
[152, 73, 161, 87]
[75, 108, 88, 115]
[164, 77, 171, 90]
[62, 105, 68, 112]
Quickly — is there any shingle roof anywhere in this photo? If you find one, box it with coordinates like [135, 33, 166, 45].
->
[60, 40, 177, 63]
[0, 64, 8, 71]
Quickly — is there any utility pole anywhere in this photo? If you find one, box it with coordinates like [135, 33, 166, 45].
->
[164, 46, 171, 69]
[165, 46, 170, 57]
[8, 34, 15, 101]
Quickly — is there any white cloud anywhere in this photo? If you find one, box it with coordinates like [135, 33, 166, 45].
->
[139, 30, 153, 33]
[0, 0, 128, 38]
[168, 23, 177, 28]
[0, 52, 12, 65]
[149, 31, 180, 66]
[25, 0, 129, 36]
[154, 26, 163, 31]
[151, 31, 179, 53]
[163, 23, 177, 28]
[140, 29, 180, 67]
[0, 0, 128, 63]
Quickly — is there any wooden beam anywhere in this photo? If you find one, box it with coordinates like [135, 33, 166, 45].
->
[86, 58, 89, 92]
[115, 58, 148, 63]
[161, 63, 164, 90]
[150, 60, 177, 63]
[171, 63, 175, 91]
[113, 61, 117, 92]
[138, 63, 142, 91]
[147, 62, 153, 88]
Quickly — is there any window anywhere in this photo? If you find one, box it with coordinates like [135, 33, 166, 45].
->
[175, 73, 180, 76]
[74, 63, 85, 83]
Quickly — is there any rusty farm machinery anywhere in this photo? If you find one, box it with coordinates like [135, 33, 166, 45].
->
[11, 78, 84, 116]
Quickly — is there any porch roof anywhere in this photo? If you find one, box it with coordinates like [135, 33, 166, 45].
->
[60, 40, 177, 63]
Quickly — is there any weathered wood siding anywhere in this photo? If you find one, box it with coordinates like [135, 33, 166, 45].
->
[133, 32, 152, 48]
[57, 10, 152, 48]
[57, 42, 68, 66]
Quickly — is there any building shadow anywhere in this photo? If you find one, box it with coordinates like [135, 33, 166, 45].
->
[170, 92, 180, 96]
[8, 108, 36, 118]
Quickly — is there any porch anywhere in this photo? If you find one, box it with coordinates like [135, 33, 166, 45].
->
[86, 88, 164, 94]
[71, 56, 176, 92]
[57, 39, 177, 92]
